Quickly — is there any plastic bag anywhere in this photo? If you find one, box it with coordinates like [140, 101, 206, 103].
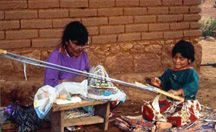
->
[55, 80, 88, 98]
[34, 85, 56, 119]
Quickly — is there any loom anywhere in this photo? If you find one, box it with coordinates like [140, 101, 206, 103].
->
[0, 49, 184, 102]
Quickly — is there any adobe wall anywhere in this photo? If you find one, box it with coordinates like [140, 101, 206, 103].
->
[0, 0, 202, 82]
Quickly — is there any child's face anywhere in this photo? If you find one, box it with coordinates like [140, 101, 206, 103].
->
[172, 53, 190, 69]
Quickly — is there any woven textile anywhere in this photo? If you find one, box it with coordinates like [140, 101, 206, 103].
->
[115, 107, 216, 132]
[12, 104, 43, 132]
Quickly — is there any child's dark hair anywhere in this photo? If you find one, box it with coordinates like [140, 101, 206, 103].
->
[172, 40, 195, 62]
[61, 21, 88, 47]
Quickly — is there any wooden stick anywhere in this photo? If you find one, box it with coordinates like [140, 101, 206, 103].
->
[135, 82, 184, 102]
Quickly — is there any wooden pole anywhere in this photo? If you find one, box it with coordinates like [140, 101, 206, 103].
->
[135, 82, 184, 102]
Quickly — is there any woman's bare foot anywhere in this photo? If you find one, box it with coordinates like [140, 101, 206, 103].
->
[156, 122, 172, 130]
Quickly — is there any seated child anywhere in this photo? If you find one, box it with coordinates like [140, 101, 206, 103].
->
[142, 40, 201, 130]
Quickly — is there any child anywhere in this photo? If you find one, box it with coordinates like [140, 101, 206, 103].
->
[142, 40, 201, 130]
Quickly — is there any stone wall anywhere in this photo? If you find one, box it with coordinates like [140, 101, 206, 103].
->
[0, 0, 202, 82]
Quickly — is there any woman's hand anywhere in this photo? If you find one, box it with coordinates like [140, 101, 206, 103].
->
[151, 77, 161, 88]
[71, 75, 87, 82]
[59, 75, 87, 84]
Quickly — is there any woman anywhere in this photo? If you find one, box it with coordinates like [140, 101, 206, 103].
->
[44, 21, 90, 87]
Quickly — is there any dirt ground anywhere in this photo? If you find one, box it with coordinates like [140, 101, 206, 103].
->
[1, 0, 216, 132]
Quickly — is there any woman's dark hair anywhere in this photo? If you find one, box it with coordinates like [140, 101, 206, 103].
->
[172, 40, 195, 62]
[61, 21, 88, 47]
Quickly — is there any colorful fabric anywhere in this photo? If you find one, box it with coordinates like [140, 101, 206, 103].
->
[87, 87, 126, 102]
[3, 105, 13, 116]
[64, 107, 94, 119]
[142, 99, 201, 127]
[159, 67, 199, 100]
[44, 47, 90, 87]
[115, 106, 215, 132]
[115, 115, 154, 132]
[0, 107, 11, 125]
[88, 65, 116, 89]
[87, 65, 126, 102]
[12, 104, 43, 132]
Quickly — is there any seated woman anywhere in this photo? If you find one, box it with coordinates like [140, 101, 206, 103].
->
[44, 21, 90, 87]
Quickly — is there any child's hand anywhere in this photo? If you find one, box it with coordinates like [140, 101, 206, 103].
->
[168, 90, 178, 96]
[151, 77, 161, 87]
[168, 89, 183, 96]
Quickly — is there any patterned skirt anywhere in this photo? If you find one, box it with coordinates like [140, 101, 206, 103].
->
[142, 96, 201, 127]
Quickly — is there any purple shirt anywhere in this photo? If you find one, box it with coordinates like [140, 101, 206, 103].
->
[44, 48, 90, 87]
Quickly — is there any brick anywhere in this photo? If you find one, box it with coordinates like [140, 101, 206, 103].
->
[109, 16, 133, 25]
[126, 24, 148, 32]
[89, 0, 115, 7]
[134, 15, 156, 23]
[32, 38, 60, 47]
[39, 29, 63, 38]
[116, 0, 139, 7]
[88, 36, 92, 44]
[0, 31, 5, 40]
[6, 30, 38, 39]
[184, 0, 201, 5]
[53, 18, 81, 28]
[87, 27, 99, 35]
[82, 17, 108, 26]
[184, 30, 202, 37]
[98, 8, 123, 16]
[28, 0, 59, 9]
[158, 15, 183, 22]
[149, 23, 169, 31]
[0, 20, 20, 30]
[0, 40, 30, 49]
[118, 33, 141, 42]
[162, 0, 182, 5]
[170, 22, 189, 30]
[190, 22, 201, 29]
[140, 0, 161, 6]
[164, 31, 183, 39]
[124, 8, 147, 15]
[148, 7, 168, 14]
[100, 25, 124, 34]
[0, 11, 4, 19]
[70, 9, 97, 17]
[169, 7, 189, 14]
[184, 14, 201, 21]
[190, 6, 201, 13]
[0, 1, 27, 10]
[5, 10, 38, 20]
[142, 32, 163, 40]
[92, 35, 117, 44]
[39, 9, 68, 18]
[21, 19, 52, 29]
[60, 0, 88, 8]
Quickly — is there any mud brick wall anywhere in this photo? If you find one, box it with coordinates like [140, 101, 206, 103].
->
[0, 0, 202, 81]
